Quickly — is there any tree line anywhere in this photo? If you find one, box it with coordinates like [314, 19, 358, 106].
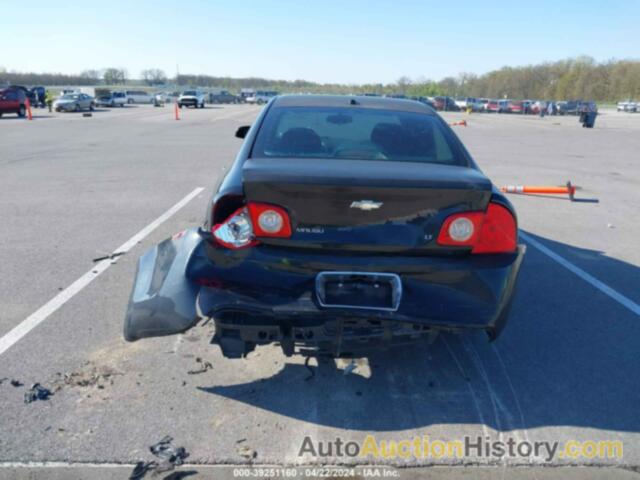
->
[1, 57, 638, 100]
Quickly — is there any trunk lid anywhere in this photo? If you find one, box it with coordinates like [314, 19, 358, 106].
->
[242, 158, 492, 253]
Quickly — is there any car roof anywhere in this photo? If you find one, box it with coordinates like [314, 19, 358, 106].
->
[273, 94, 436, 114]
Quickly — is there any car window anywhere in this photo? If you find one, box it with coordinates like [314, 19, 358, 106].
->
[251, 106, 467, 166]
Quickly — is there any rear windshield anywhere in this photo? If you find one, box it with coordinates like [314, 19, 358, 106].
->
[251, 106, 468, 166]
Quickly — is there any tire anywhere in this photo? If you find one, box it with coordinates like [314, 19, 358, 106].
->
[18, 105, 26, 117]
[74, 104, 80, 112]
[179, 104, 183, 109]
[90, 103, 95, 111]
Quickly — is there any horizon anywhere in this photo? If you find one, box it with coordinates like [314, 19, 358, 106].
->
[1, 0, 639, 85]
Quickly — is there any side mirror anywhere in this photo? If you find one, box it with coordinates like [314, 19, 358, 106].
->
[235, 125, 250, 139]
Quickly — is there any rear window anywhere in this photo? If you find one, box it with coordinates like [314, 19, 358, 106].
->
[252, 106, 468, 166]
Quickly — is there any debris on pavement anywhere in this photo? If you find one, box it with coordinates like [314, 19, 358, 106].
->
[238, 445, 257, 460]
[24, 383, 53, 404]
[53, 363, 121, 391]
[92, 251, 125, 262]
[187, 357, 213, 375]
[0, 378, 22, 387]
[149, 435, 189, 472]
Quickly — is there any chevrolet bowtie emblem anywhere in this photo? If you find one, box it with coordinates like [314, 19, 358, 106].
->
[350, 200, 383, 211]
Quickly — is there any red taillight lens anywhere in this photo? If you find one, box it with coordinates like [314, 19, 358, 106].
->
[472, 203, 517, 254]
[247, 203, 292, 238]
[437, 203, 517, 254]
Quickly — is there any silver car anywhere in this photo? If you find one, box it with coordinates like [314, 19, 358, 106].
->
[53, 93, 95, 112]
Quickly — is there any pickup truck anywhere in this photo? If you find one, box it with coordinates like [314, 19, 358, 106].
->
[178, 90, 206, 108]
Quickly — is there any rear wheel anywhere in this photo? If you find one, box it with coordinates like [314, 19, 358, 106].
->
[18, 105, 26, 117]
[89, 103, 95, 111]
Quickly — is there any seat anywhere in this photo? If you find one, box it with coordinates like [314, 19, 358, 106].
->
[276, 127, 323, 155]
[370, 121, 436, 158]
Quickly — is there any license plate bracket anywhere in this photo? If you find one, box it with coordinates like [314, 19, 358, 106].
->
[315, 272, 402, 311]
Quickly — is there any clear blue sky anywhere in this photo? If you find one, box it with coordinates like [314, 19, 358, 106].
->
[1, 0, 638, 84]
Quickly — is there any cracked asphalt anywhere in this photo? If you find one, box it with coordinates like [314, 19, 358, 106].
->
[0, 104, 639, 479]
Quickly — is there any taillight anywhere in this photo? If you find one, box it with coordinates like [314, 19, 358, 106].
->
[211, 207, 256, 249]
[437, 203, 516, 254]
[211, 202, 292, 249]
[437, 212, 484, 247]
[473, 203, 517, 254]
[247, 203, 292, 238]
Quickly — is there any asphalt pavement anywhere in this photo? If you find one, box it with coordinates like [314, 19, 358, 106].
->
[0, 104, 639, 479]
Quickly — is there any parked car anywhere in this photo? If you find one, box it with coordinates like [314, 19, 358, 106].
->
[246, 90, 279, 105]
[413, 96, 436, 109]
[7, 85, 37, 106]
[486, 99, 509, 113]
[178, 90, 206, 108]
[617, 100, 637, 112]
[454, 97, 481, 111]
[125, 90, 153, 104]
[124, 94, 524, 359]
[239, 88, 255, 102]
[53, 93, 95, 112]
[0, 88, 27, 117]
[433, 96, 460, 111]
[556, 101, 579, 115]
[95, 91, 127, 107]
[508, 101, 524, 114]
[209, 90, 239, 104]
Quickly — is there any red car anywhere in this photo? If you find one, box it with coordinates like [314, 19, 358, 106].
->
[508, 101, 524, 114]
[486, 100, 502, 113]
[0, 88, 27, 118]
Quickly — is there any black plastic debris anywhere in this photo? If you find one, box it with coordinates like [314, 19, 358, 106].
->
[11, 379, 23, 387]
[150, 436, 189, 472]
[92, 251, 125, 262]
[24, 383, 52, 404]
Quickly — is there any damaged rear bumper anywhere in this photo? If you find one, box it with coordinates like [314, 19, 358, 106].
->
[124, 228, 525, 357]
[123, 230, 201, 341]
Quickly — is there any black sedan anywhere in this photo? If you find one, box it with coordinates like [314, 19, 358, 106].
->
[124, 95, 525, 358]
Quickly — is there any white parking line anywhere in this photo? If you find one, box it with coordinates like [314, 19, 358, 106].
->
[520, 231, 640, 316]
[0, 187, 205, 357]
